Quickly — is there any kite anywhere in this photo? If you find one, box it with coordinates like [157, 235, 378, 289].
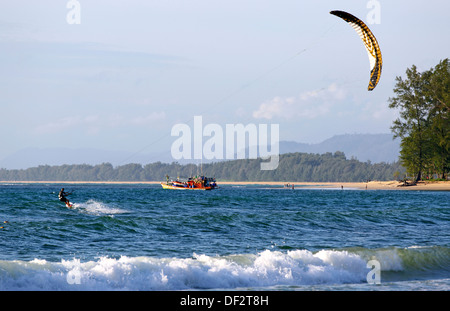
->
[330, 10, 382, 91]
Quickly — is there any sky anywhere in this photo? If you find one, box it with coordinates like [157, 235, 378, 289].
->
[0, 0, 449, 165]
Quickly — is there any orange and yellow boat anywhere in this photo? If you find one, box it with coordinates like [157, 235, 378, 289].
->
[160, 176, 218, 190]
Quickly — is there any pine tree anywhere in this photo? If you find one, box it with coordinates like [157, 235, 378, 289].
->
[389, 59, 449, 181]
[426, 59, 450, 179]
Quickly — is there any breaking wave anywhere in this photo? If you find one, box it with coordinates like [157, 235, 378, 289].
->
[1, 246, 448, 290]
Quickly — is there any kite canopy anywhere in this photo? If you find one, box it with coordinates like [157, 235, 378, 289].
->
[330, 10, 382, 91]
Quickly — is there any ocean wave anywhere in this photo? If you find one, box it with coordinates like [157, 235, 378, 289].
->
[354, 246, 450, 274]
[1, 247, 448, 291]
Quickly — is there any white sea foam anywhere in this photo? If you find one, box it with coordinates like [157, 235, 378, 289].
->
[71, 200, 128, 216]
[0, 249, 371, 290]
[1, 247, 448, 291]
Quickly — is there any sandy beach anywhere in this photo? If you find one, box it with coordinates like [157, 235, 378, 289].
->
[218, 180, 450, 191]
[1, 180, 449, 191]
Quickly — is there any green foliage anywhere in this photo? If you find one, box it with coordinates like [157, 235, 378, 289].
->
[389, 59, 450, 181]
[0, 152, 404, 182]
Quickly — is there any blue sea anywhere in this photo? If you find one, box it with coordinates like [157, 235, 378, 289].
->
[0, 183, 449, 291]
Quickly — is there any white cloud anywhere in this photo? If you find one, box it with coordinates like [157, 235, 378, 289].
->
[360, 100, 399, 130]
[253, 83, 347, 120]
[130, 111, 166, 125]
[35, 112, 166, 134]
[252, 96, 292, 120]
[35, 115, 100, 135]
[35, 116, 83, 134]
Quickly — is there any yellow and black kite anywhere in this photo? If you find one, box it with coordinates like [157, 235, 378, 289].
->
[330, 10, 383, 91]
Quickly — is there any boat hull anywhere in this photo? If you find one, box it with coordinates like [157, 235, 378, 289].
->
[160, 183, 212, 190]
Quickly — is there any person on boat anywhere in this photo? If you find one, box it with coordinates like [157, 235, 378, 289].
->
[58, 188, 71, 207]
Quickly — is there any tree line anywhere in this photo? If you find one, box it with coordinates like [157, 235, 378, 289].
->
[0, 151, 404, 182]
[389, 59, 449, 182]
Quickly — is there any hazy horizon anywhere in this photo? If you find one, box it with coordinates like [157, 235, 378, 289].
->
[0, 133, 400, 169]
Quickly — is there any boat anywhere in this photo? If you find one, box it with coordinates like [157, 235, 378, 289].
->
[160, 175, 218, 190]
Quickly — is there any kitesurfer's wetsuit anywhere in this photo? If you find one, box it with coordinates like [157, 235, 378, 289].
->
[58, 188, 71, 205]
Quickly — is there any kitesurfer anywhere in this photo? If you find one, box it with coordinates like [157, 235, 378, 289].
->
[58, 188, 72, 207]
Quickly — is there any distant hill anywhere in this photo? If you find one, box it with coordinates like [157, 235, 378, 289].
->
[0, 133, 399, 169]
[280, 134, 400, 164]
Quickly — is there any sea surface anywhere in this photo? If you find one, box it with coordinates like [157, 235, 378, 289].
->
[0, 183, 449, 291]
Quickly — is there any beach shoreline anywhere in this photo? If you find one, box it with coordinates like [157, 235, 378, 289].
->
[221, 180, 450, 191]
[1, 180, 449, 191]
